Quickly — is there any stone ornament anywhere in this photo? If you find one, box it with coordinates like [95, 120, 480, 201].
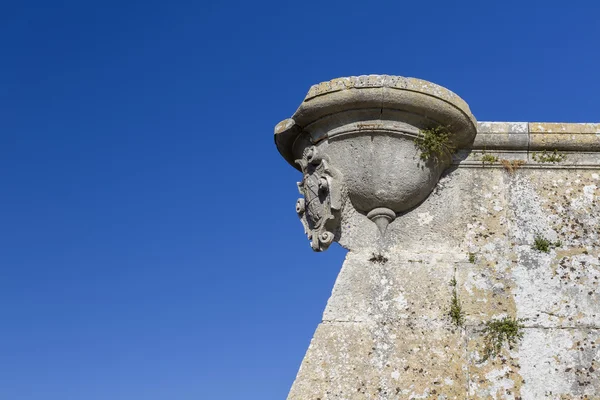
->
[295, 146, 343, 251]
[275, 75, 478, 251]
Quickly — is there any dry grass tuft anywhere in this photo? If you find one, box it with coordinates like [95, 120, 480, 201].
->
[500, 159, 525, 174]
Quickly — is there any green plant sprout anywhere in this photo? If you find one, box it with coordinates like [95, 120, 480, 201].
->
[533, 149, 566, 163]
[481, 153, 498, 164]
[480, 317, 526, 362]
[449, 277, 465, 327]
[533, 234, 561, 253]
[415, 126, 455, 162]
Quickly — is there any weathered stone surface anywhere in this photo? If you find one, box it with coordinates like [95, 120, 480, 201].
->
[477, 122, 529, 134]
[516, 328, 600, 398]
[530, 132, 600, 151]
[288, 167, 600, 399]
[449, 169, 600, 328]
[471, 121, 600, 152]
[275, 76, 600, 399]
[473, 122, 529, 150]
[529, 122, 600, 133]
[466, 326, 526, 399]
[467, 327, 600, 399]
[276, 75, 478, 251]
[323, 251, 455, 324]
[507, 170, 600, 328]
[288, 321, 468, 400]
[276, 75, 478, 170]
[284, 166, 600, 399]
[302, 75, 474, 122]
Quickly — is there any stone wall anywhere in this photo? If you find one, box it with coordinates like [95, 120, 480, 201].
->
[275, 77, 600, 399]
[289, 146, 600, 399]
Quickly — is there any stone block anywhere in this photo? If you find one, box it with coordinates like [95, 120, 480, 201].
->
[467, 327, 600, 399]
[323, 251, 455, 324]
[288, 321, 468, 400]
[530, 123, 600, 151]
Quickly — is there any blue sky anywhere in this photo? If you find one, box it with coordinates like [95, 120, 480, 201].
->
[0, 1, 598, 399]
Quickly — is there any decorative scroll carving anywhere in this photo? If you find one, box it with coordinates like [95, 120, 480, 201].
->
[295, 146, 343, 251]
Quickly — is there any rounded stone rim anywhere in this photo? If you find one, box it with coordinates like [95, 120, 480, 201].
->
[302, 75, 473, 119]
[275, 75, 477, 169]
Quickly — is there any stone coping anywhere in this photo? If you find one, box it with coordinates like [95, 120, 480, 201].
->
[474, 122, 600, 151]
[282, 75, 599, 153]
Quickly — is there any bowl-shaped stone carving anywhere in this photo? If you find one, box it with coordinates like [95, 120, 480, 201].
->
[275, 75, 477, 250]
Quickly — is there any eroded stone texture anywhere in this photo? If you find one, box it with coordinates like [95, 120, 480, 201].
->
[286, 165, 600, 400]
[466, 328, 600, 399]
[276, 74, 600, 400]
[473, 122, 528, 150]
[508, 170, 600, 328]
[466, 326, 526, 400]
[288, 321, 468, 400]
[322, 252, 455, 324]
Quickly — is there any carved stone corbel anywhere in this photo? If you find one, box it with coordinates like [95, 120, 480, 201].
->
[274, 75, 478, 252]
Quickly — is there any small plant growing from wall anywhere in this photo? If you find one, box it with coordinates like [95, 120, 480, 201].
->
[369, 253, 388, 264]
[532, 234, 561, 253]
[467, 252, 476, 263]
[449, 277, 465, 328]
[480, 316, 526, 362]
[480, 153, 498, 165]
[533, 149, 566, 163]
[415, 126, 455, 162]
[500, 159, 526, 174]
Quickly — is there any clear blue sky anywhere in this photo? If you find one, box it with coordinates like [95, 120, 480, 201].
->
[1, 1, 598, 399]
